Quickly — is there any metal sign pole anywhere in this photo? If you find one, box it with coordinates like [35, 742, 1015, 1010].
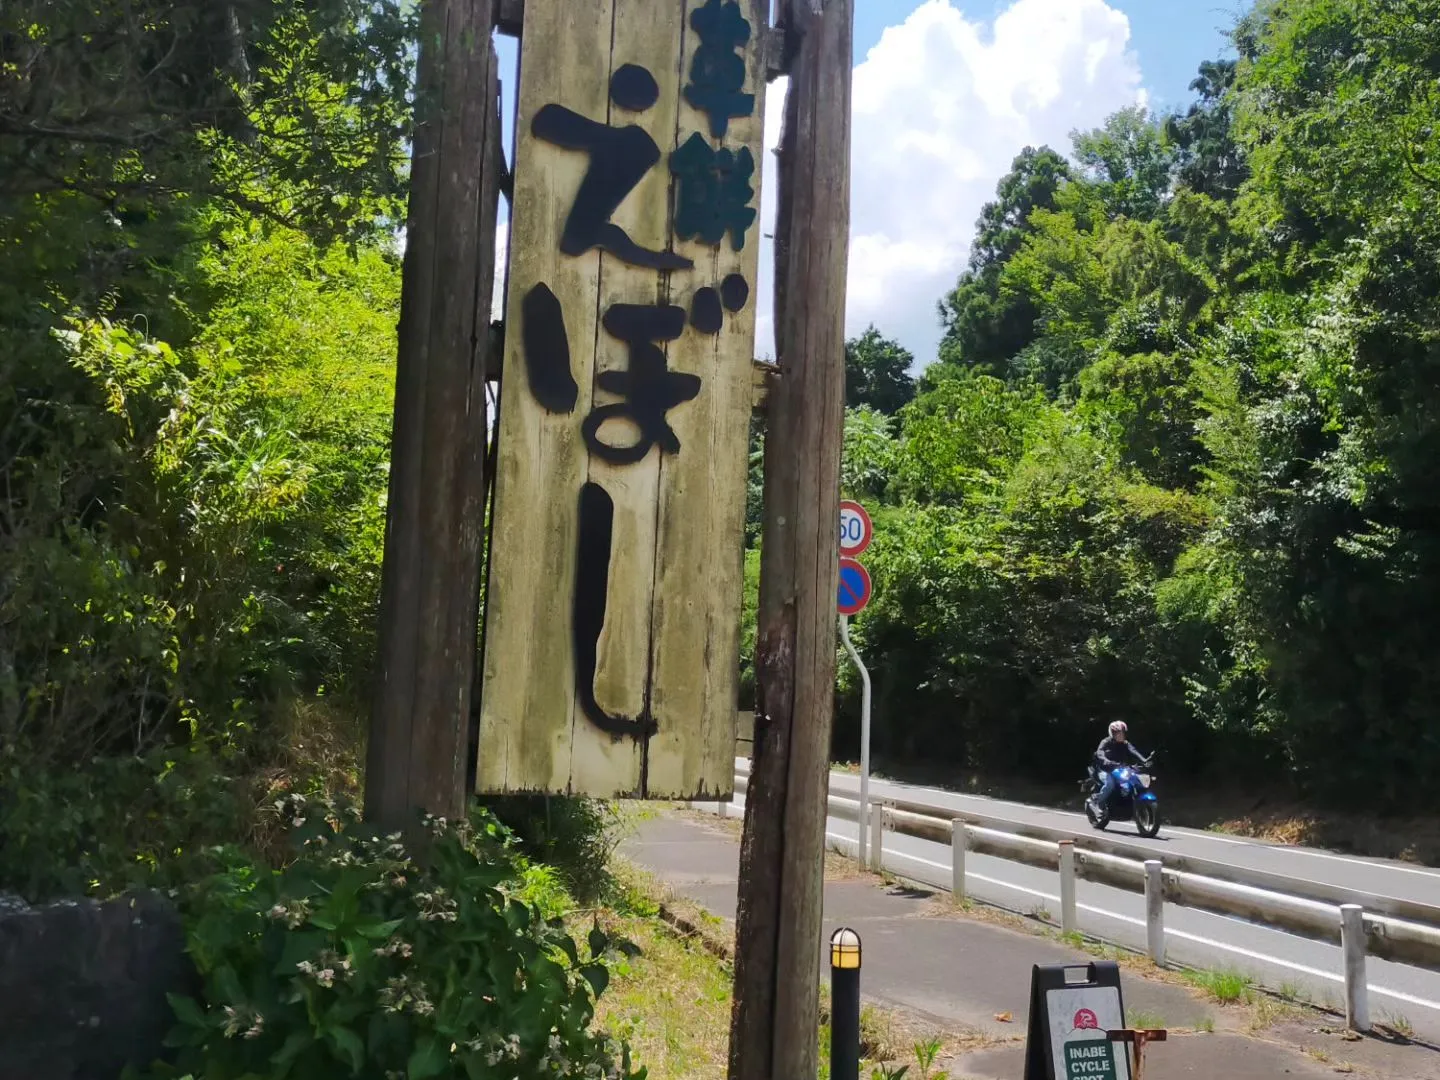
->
[839, 615, 871, 867]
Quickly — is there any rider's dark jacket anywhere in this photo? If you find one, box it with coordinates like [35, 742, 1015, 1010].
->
[1093, 735, 1147, 771]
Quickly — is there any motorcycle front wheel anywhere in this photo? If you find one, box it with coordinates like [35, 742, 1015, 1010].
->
[1135, 801, 1160, 838]
[1085, 800, 1109, 830]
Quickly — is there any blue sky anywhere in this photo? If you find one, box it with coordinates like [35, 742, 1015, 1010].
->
[493, 0, 1249, 362]
[872, 1, 1246, 111]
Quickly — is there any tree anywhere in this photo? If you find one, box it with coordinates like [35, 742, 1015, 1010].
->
[1166, 60, 1247, 201]
[1070, 106, 1176, 222]
[936, 148, 1072, 376]
[0, 0, 416, 245]
[845, 326, 916, 415]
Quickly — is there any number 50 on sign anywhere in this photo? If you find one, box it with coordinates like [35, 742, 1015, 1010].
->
[839, 499, 872, 556]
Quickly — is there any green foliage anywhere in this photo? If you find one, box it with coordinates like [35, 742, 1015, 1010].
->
[845, 327, 917, 416]
[842, 407, 899, 501]
[937, 147, 1071, 375]
[840, 9, 1440, 804]
[476, 797, 623, 906]
[0, 202, 400, 894]
[1070, 106, 1176, 222]
[1166, 60, 1248, 201]
[141, 799, 642, 1080]
[0, 747, 247, 901]
[1, 0, 416, 245]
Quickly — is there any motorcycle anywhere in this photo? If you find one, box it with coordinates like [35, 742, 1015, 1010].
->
[1081, 753, 1160, 838]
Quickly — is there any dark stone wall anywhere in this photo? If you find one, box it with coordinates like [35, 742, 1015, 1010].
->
[0, 891, 194, 1080]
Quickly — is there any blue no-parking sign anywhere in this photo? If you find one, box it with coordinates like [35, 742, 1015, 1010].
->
[837, 557, 872, 617]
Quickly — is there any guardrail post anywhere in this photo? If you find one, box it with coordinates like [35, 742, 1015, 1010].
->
[951, 819, 967, 901]
[1341, 904, 1370, 1033]
[1059, 840, 1077, 935]
[869, 804, 884, 871]
[1144, 860, 1165, 966]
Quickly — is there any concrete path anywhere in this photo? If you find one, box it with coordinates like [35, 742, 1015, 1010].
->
[622, 811, 1440, 1079]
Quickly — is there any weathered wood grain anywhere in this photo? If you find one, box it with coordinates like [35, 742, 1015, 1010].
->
[728, 0, 853, 1076]
[367, 0, 502, 832]
[479, 0, 614, 794]
[568, 0, 686, 796]
[480, 0, 763, 798]
[645, 0, 767, 798]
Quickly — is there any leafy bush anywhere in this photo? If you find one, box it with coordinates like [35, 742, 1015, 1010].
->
[143, 797, 643, 1080]
[0, 746, 247, 902]
[479, 797, 623, 905]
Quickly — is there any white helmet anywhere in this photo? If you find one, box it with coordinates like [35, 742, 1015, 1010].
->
[1109, 721, 1128, 738]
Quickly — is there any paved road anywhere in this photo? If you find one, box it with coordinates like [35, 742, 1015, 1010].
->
[716, 766, 1440, 1040]
[828, 768, 1440, 905]
[629, 813, 1440, 1079]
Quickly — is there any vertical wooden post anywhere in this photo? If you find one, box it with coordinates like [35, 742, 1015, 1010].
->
[728, 1, 853, 1078]
[366, 0, 503, 833]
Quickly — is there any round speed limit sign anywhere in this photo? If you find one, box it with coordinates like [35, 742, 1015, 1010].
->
[838, 500, 873, 557]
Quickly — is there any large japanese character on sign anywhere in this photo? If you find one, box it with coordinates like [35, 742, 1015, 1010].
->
[533, 64, 694, 272]
[509, 0, 760, 748]
[684, 0, 756, 137]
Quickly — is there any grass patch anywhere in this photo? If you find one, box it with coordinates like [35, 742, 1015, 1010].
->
[1182, 968, 1254, 1005]
[1379, 1011, 1415, 1040]
[591, 868, 733, 1080]
[1126, 1010, 1167, 1031]
[595, 861, 972, 1078]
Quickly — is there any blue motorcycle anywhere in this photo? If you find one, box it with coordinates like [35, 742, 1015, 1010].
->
[1082, 753, 1160, 837]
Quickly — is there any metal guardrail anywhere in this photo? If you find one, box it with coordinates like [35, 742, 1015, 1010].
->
[726, 764, 1440, 1033]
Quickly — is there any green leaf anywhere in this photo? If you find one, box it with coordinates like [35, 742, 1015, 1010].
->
[556, 934, 579, 966]
[165, 992, 208, 1029]
[354, 917, 404, 939]
[588, 922, 608, 959]
[271, 1029, 313, 1067]
[407, 1035, 449, 1080]
[580, 962, 610, 999]
[327, 1025, 366, 1073]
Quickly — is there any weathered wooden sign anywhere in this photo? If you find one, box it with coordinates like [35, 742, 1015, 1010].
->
[479, 0, 767, 797]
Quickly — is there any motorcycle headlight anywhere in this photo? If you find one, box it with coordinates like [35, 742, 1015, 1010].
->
[1139, 774, 1151, 789]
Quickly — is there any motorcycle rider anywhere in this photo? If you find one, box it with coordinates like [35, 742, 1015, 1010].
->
[1088, 720, 1148, 815]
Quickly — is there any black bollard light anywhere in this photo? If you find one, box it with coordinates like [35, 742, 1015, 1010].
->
[830, 927, 862, 1080]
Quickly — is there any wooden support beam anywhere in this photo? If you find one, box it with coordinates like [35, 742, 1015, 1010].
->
[727, 1, 854, 1078]
[496, 0, 523, 36]
[366, 0, 503, 833]
[750, 358, 779, 411]
[761, 25, 788, 82]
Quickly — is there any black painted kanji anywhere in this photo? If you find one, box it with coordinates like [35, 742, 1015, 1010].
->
[533, 71, 693, 271]
[574, 481, 658, 741]
[670, 133, 757, 251]
[720, 273, 750, 312]
[582, 304, 702, 465]
[684, 0, 755, 138]
[521, 282, 578, 414]
[690, 287, 723, 334]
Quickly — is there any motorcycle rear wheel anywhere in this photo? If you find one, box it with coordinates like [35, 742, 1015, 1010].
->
[1135, 801, 1160, 838]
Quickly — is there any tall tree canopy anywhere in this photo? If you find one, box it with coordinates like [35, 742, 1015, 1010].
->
[823, 0, 1440, 812]
[845, 326, 917, 416]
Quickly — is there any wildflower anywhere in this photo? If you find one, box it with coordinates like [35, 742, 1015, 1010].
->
[221, 1004, 264, 1039]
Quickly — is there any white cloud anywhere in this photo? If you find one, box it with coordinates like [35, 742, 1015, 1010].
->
[753, 0, 1144, 367]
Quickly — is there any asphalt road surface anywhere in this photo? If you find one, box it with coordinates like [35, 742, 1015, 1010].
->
[720, 766, 1440, 1040]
